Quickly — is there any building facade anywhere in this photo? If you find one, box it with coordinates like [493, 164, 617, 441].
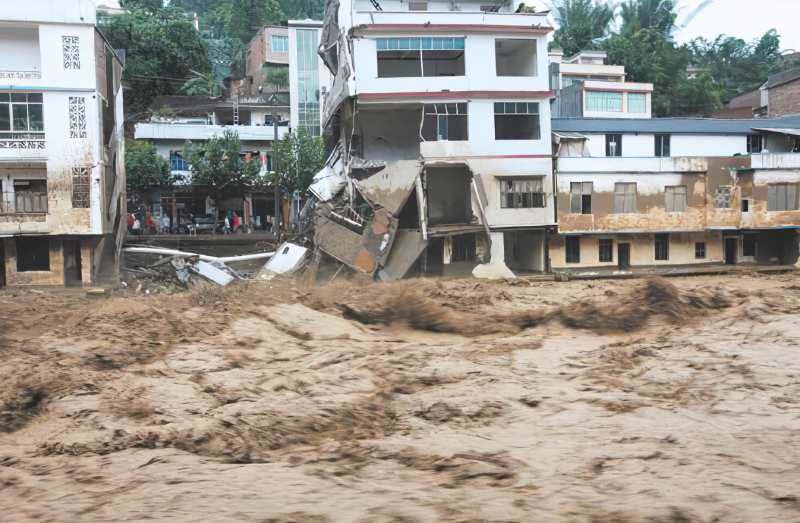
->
[311, 0, 554, 279]
[289, 20, 330, 138]
[0, 0, 125, 287]
[247, 25, 290, 97]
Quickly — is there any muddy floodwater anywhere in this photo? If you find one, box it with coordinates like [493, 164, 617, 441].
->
[1, 274, 799, 522]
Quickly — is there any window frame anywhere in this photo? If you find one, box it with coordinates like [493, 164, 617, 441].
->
[271, 35, 289, 52]
[500, 177, 546, 209]
[614, 182, 637, 214]
[665, 185, 686, 213]
[376, 37, 466, 78]
[586, 91, 623, 112]
[655, 134, 671, 157]
[421, 103, 468, 142]
[408, 1, 428, 10]
[13, 179, 48, 214]
[695, 242, 706, 259]
[0, 92, 45, 139]
[605, 134, 622, 156]
[565, 236, 580, 264]
[767, 183, 798, 212]
[715, 186, 732, 209]
[747, 134, 763, 154]
[570, 182, 592, 214]
[599, 238, 613, 263]
[655, 233, 669, 261]
[628, 92, 647, 113]
[493, 102, 540, 141]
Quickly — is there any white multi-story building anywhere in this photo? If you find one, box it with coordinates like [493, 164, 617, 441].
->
[0, 0, 125, 287]
[288, 20, 331, 138]
[311, 0, 555, 279]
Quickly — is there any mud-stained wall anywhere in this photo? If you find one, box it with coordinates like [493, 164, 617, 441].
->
[550, 231, 723, 269]
[705, 156, 752, 229]
[556, 173, 707, 233]
[3, 237, 64, 285]
[354, 108, 421, 162]
[741, 169, 800, 229]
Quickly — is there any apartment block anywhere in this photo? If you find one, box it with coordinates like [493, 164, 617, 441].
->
[0, 0, 125, 287]
[311, 0, 554, 280]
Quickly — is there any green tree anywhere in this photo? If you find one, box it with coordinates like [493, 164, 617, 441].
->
[126, 140, 174, 188]
[273, 127, 325, 198]
[619, 0, 677, 38]
[264, 65, 289, 90]
[208, 0, 285, 45]
[100, 5, 211, 117]
[549, 0, 615, 57]
[182, 69, 225, 96]
[282, 0, 325, 19]
[184, 129, 262, 227]
[119, 0, 165, 12]
[204, 36, 247, 78]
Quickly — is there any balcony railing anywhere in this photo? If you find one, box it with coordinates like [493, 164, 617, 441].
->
[0, 132, 45, 149]
[0, 70, 42, 80]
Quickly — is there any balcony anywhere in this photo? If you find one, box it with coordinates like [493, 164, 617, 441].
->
[0, 70, 42, 80]
[751, 153, 800, 170]
[134, 123, 289, 142]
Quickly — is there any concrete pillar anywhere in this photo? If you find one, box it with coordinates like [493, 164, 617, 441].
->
[472, 231, 516, 279]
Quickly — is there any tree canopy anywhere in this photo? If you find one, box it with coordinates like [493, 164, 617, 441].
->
[125, 140, 173, 188]
[273, 128, 325, 198]
[184, 129, 262, 194]
[207, 0, 285, 45]
[550, 0, 615, 57]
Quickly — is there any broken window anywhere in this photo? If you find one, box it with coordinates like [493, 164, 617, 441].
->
[655, 233, 669, 261]
[767, 183, 797, 212]
[500, 178, 545, 208]
[1, 93, 44, 139]
[408, 2, 427, 10]
[614, 183, 636, 214]
[747, 135, 763, 154]
[628, 92, 647, 113]
[15, 236, 50, 272]
[695, 242, 706, 259]
[743, 234, 756, 257]
[655, 134, 670, 157]
[451, 233, 476, 262]
[14, 180, 47, 213]
[605, 134, 622, 156]
[565, 236, 580, 264]
[665, 185, 686, 213]
[72, 167, 90, 209]
[376, 38, 465, 78]
[715, 186, 731, 209]
[421, 103, 468, 141]
[494, 102, 540, 140]
[599, 239, 613, 262]
[495, 39, 537, 77]
[587, 91, 622, 112]
[570, 182, 592, 214]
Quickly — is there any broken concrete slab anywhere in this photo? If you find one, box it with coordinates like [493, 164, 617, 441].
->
[377, 229, 428, 282]
[472, 263, 517, 280]
[308, 165, 347, 201]
[315, 216, 367, 271]
[263, 243, 310, 275]
[354, 160, 421, 215]
[190, 261, 235, 286]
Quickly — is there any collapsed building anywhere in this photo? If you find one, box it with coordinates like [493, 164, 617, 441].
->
[307, 0, 556, 281]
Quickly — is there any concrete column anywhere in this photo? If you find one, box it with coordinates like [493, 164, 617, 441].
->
[472, 231, 516, 279]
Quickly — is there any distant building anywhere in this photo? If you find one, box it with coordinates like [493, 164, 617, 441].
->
[766, 66, 800, 118]
[247, 25, 290, 97]
[685, 65, 710, 80]
[288, 20, 331, 138]
[0, 0, 126, 288]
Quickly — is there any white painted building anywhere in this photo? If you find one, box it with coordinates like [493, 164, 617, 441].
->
[288, 20, 332, 138]
[0, 0, 125, 287]
[311, 0, 555, 279]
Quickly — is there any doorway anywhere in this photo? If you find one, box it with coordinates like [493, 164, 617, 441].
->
[725, 238, 737, 265]
[618, 243, 631, 270]
[63, 240, 83, 287]
[0, 240, 5, 287]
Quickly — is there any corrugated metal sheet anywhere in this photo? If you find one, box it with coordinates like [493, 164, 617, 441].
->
[552, 115, 800, 134]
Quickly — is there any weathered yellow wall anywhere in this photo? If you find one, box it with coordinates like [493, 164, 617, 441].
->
[550, 231, 723, 269]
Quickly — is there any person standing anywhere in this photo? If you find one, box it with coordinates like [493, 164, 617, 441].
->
[127, 213, 134, 233]
[147, 215, 156, 235]
[224, 214, 231, 234]
[162, 213, 171, 234]
[132, 217, 141, 236]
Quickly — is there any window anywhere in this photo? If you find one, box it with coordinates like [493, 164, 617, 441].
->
[566, 236, 580, 264]
[408, 2, 427, 10]
[570, 182, 592, 214]
[0, 93, 44, 139]
[500, 178, 545, 208]
[695, 242, 706, 259]
[628, 92, 647, 113]
[421, 103, 468, 141]
[562, 76, 584, 88]
[297, 29, 321, 136]
[170, 150, 188, 171]
[377, 38, 465, 78]
[606, 134, 622, 156]
[665, 185, 686, 213]
[614, 183, 636, 214]
[271, 35, 288, 52]
[495, 39, 537, 77]
[599, 239, 613, 263]
[451, 233, 476, 262]
[72, 167, 89, 209]
[494, 102, 540, 140]
[742, 199, 750, 213]
[15, 236, 50, 272]
[655, 234, 669, 261]
[715, 186, 731, 209]
[767, 183, 797, 212]
[743, 235, 756, 257]
[63, 36, 80, 69]
[655, 134, 671, 157]
[14, 180, 48, 213]
[747, 135, 763, 154]
[69, 97, 86, 139]
[586, 91, 622, 112]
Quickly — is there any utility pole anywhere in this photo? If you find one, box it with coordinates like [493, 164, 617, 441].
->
[272, 111, 282, 242]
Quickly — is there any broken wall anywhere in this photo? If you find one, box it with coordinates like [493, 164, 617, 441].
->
[353, 108, 422, 162]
